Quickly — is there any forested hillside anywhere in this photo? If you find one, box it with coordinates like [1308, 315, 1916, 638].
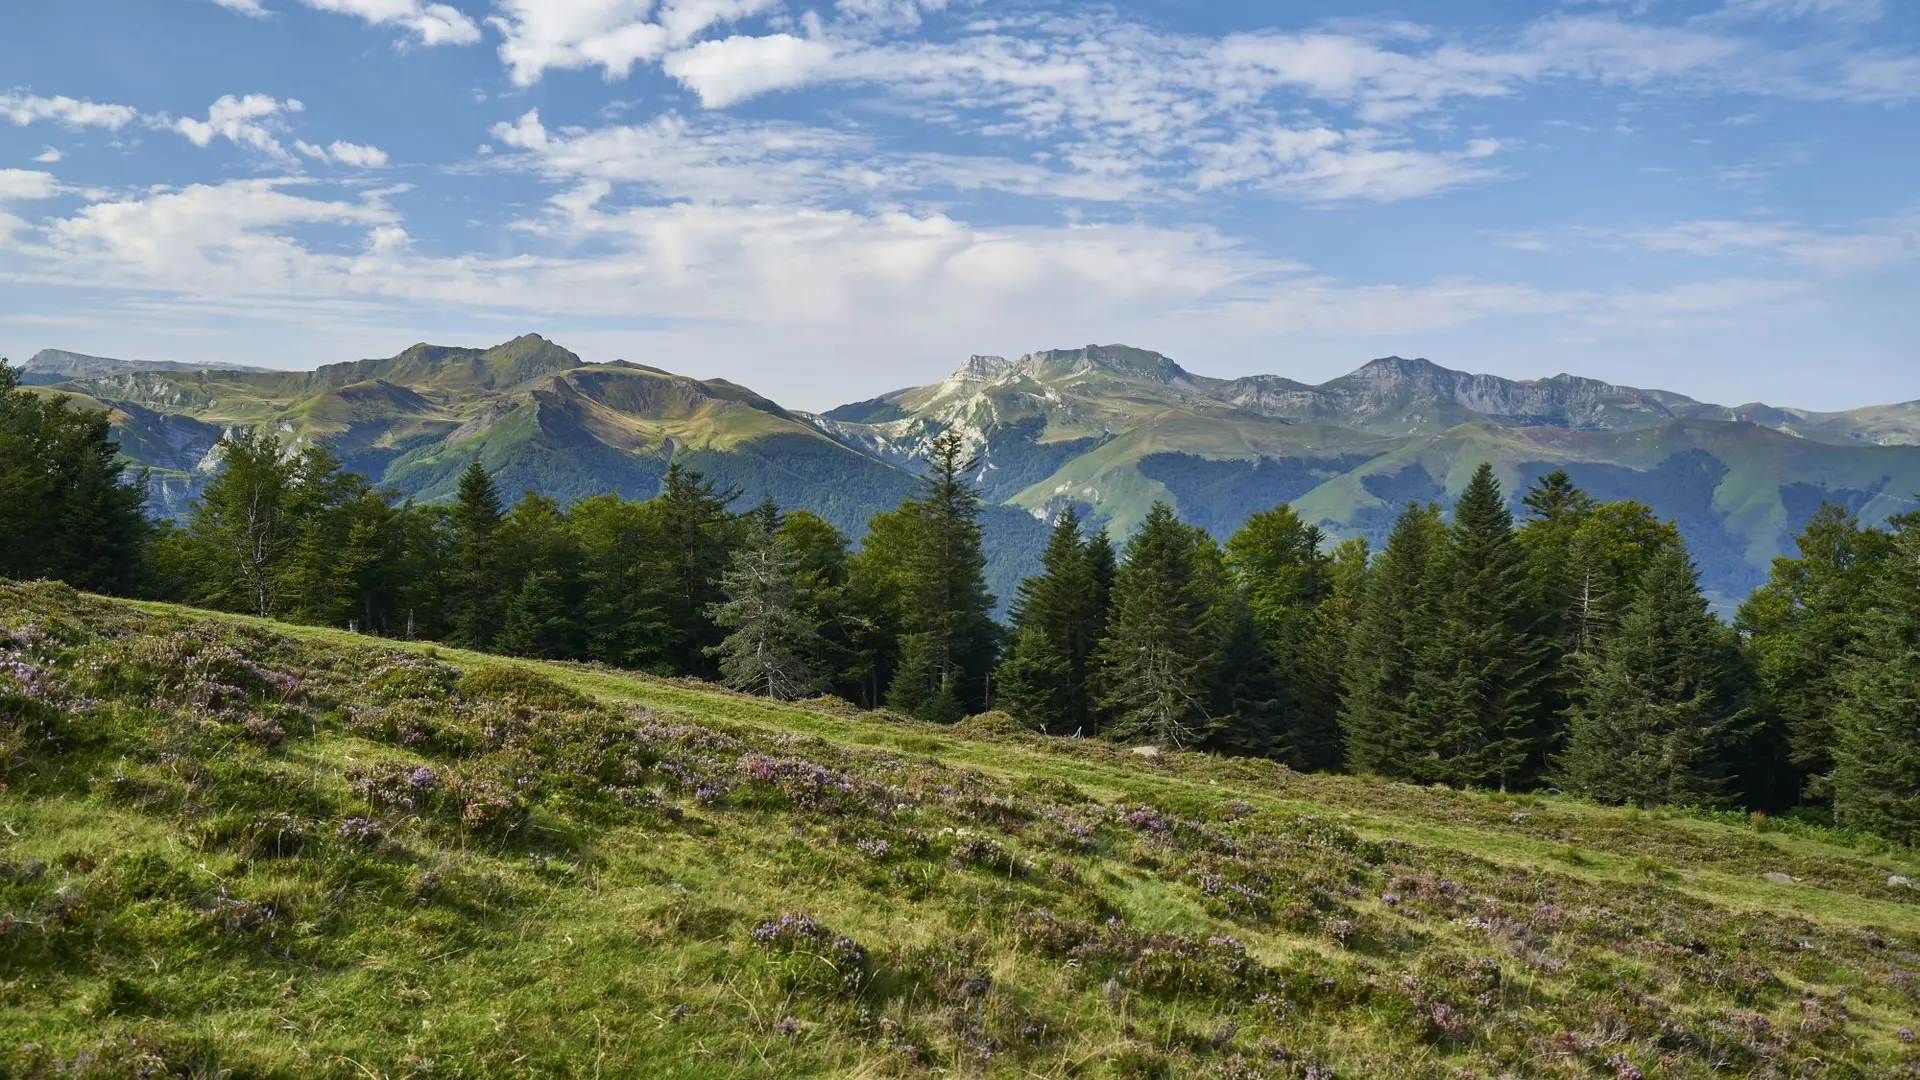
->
[21, 337, 1920, 612]
[7, 350, 1920, 1077]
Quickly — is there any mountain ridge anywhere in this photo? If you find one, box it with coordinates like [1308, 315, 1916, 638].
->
[13, 334, 1919, 610]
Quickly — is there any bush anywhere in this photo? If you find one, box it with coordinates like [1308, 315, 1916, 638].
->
[457, 665, 587, 711]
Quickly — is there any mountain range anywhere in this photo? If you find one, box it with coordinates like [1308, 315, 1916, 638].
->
[19, 337, 1920, 609]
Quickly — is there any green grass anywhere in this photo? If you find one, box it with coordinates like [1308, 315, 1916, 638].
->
[5, 582, 1920, 1079]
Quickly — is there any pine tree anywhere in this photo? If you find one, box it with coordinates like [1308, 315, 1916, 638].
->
[568, 494, 671, 669]
[995, 507, 1106, 732]
[498, 571, 577, 659]
[0, 362, 151, 595]
[1342, 503, 1442, 776]
[1559, 542, 1746, 807]
[446, 460, 504, 649]
[1225, 504, 1335, 768]
[1095, 502, 1213, 747]
[1406, 464, 1549, 789]
[1739, 503, 1892, 805]
[656, 462, 742, 676]
[1829, 513, 1920, 844]
[707, 525, 824, 700]
[883, 432, 997, 720]
[1299, 536, 1368, 769]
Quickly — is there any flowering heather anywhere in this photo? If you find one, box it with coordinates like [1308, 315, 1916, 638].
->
[6, 583, 1920, 1078]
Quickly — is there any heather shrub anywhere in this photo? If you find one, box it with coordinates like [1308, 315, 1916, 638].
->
[457, 665, 587, 711]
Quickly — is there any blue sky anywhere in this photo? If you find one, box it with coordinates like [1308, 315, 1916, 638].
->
[1, 0, 1916, 411]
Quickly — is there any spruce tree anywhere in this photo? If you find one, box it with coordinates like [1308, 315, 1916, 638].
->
[1559, 542, 1745, 806]
[1829, 513, 1920, 845]
[883, 432, 997, 720]
[1739, 503, 1892, 804]
[1406, 463, 1548, 789]
[1095, 502, 1213, 747]
[1300, 536, 1369, 769]
[1225, 504, 1335, 768]
[0, 362, 151, 595]
[446, 460, 504, 648]
[656, 463, 741, 676]
[995, 507, 1105, 732]
[707, 525, 824, 700]
[1342, 503, 1442, 776]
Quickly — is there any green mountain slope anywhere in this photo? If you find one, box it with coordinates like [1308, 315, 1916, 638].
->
[814, 346, 1920, 607]
[19, 334, 1920, 611]
[7, 582, 1920, 1077]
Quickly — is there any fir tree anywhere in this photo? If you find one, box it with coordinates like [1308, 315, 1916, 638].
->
[1406, 464, 1549, 789]
[1299, 536, 1369, 768]
[707, 526, 824, 700]
[656, 462, 741, 676]
[1225, 504, 1335, 768]
[1559, 542, 1746, 806]
[0, 362, 151, 595]
[446, 460, 504, 649]
[883, 432, 997, 720]
[1828, 513, 1920, 845]
[1739, 503, 1892, 804]
[1342, 503, 1442, 776]
[995, 507, 1105, 733]
[498, 571, 577, 659]
[1095, 502, 1213, 747]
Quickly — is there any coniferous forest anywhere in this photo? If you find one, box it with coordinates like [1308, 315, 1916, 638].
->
[7, 361, 1919, 848]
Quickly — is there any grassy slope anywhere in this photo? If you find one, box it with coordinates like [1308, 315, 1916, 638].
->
[5, 585, 1920, 1079]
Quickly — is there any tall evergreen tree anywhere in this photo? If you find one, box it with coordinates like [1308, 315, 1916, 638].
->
[1095, 502, 1213, 747]
[496, 492, 585, 659]
[656, 462, 742, 676]
[882, 432, 997, 721]
[1300, 535, 1369, 767]
[1406, 464, 1549, 789]
[568, 494, 670, 669]
[707, 524, 824, 700]
[1829, 513, 1920, 845]
[1738, 503, 1892, 804]
[0, 363, 151, 595]
[1225, 504, 1336, 768]
[995, 507, 1106, 732]
[1559, 542, 1746, 806]
[1342, 503, 1443, 776]
[446, 460, 505, 648]
[1197, 536, 1286, 760]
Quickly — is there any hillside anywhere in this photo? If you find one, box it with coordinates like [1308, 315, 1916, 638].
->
[19, 334, 1920, 609]
[816, 346, 1920, 605]
[5, 582, 1920, 1077]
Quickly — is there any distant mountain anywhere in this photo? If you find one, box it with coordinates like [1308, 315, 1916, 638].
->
[809, 345, 1920, 606]
[25, 335, 1920, 611]
[22, 349, 277, 381]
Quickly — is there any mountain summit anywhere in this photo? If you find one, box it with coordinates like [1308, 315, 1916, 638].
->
[22, 334, 1920, 610]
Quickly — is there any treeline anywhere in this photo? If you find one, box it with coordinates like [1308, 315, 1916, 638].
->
[5, 362, 1918, 845]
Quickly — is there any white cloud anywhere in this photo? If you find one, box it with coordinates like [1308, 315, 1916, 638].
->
[173, 94, 303, 159]
[1716, 0, 1885, 23]
[664, 34, 836, 108]
[1632, 215, 1920, 275]
[206, 0, 480, 45]
[31, 149, 62, 164]
[0, 92, 140, 130]
[297, 139, 391, 167]
[298, 0, 481, 46]
[488, 0, 796, 85]
[0, 170, 60, 201]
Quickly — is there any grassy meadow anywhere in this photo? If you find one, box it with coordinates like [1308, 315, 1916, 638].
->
[2, 581, 1917, 1078]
